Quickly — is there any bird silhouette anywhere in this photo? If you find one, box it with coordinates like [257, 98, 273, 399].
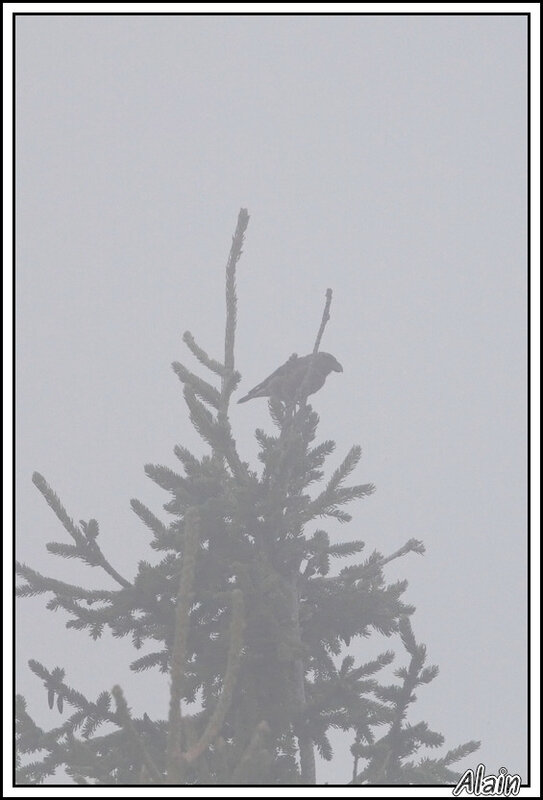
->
[237, 352, 343, 404]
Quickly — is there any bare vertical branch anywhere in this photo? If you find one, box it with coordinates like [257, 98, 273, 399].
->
[290, 574, 316, 783]
[230, 720, 271, 783]
[182, 589, 245, 764]
[294, 289, 334, 407]
[166, 508, 200, 784]
[215, 209, 250, 478]
[222, 208, 250, 408]
[312, 287, 333, 354]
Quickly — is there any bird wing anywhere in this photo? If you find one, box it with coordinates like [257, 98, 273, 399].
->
[289, 359, 327, 398]
[238, 354, 306, 402]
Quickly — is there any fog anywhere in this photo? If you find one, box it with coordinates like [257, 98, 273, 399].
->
[15, 14, 527, 785]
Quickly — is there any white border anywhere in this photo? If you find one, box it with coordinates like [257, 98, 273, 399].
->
[4, 4, 539, 798]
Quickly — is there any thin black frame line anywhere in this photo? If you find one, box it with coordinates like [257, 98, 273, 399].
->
[12, 11, 531, 17]
[525, 10, 531, 788]
[12, 5, 18, 792]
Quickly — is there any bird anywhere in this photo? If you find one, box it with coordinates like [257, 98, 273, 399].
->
[237, 352, 343, 404]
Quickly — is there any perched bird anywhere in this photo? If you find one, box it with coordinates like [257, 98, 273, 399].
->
[237, 352, 343, 404]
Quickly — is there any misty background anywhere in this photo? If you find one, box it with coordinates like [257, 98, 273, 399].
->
[15, 14, 527, 784]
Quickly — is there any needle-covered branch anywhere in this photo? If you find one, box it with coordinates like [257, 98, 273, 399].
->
[182, 331, 225, 377]
[32, 472, 131, 589]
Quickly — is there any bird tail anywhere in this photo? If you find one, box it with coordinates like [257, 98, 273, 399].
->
[237, 379, 270, 404]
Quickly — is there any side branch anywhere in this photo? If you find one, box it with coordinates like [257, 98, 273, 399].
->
[357, 539, 426, 581]
[182, 331, 225, 377]
[32, 473, 131, 589]
[32, 472, 86, 546]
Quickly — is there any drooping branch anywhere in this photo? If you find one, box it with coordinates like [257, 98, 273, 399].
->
[16, 561, 116, 603]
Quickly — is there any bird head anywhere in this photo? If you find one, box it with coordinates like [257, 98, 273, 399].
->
[317, 352, 343, 374]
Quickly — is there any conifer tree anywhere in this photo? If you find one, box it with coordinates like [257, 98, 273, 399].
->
[16, 209, 479, 785]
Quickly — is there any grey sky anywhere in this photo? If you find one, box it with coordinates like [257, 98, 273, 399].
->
[16, 14, 528, 784]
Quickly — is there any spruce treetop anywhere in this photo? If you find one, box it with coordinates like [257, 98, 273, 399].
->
[16, 210, 479, 785]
